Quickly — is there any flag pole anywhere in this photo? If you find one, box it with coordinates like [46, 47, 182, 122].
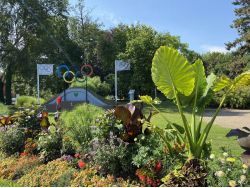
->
[37, 65, 40, 105]
[115, 60, 118, 105]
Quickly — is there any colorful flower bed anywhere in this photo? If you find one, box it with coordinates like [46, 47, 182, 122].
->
[0, 47, 249, 187]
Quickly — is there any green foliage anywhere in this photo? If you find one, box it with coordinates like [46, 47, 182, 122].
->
[37, 131, 62, 163]
[226, 0, 250, 55]
[60, 104, 104, 153]
[148, 46, 250, 159]
[71, 76, 111, 97]
[0, 127, 25, 156]
[161, 159, 207, 187]
[132, 133, 165, 168]
[89, 134, 135, 178]
[202, 52, 249, 79]
[5, 65, 12, 105]
[207, 150, 250, 187]
[0, 103, 9, 115]
[13, 108, 41, 139]
[98, 24, 199, 97]
[213, 86, 250, 109]
[0, 179, 20, 187]
[16, 96, 45, 107]
[152, 46, 195, 99]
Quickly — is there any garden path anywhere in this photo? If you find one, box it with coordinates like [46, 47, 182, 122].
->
[204, 109, 250, 129]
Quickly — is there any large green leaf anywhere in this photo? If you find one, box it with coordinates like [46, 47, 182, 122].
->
[193, 59, 207, 101]
[198, 73, 217, 108]
[213, 75, 232, 92]
[152, 46, 195, 99]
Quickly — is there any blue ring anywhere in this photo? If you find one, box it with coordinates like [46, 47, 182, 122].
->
[56, 65, 70, 78]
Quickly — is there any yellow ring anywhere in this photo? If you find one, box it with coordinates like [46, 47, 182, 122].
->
[63, 71, 75, 83]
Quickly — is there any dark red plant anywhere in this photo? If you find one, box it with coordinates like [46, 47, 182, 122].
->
[114, 103, 144, 142]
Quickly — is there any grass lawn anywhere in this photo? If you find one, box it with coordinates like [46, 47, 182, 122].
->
[144, 100, 243, 157]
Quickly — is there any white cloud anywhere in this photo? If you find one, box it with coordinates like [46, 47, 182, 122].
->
[201, 45, 229, 53]
[95, 10, 121, 26]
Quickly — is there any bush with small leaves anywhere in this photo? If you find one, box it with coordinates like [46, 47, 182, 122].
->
[0, 156, 40, 180]
[17, 159, 75, 187]
[0, 127, 25, 156]
[206, 150, 250, 187]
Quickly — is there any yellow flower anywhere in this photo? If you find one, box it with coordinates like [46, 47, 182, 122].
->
[229, 180, 236, 187]
[226, 157, 236, 163]
[242, 164, 248, 169]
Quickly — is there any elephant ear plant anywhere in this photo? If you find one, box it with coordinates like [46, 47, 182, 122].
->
[141, 46, 250, 159]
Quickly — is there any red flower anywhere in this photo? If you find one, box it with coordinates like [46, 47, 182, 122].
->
[74, 153, 81, 159]
[20, 152, 28, 156]
[154, 160, 162, 172]
[138, 175, 146, 182]
[146, 177, 153, 186]
[78, 160, 86, 169]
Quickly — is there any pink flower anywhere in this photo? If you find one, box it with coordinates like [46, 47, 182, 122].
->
[74, 153, 81, 159]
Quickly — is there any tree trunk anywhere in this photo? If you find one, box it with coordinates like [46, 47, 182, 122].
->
[5, 64, 12, 105]
[0, 80, 4, 103]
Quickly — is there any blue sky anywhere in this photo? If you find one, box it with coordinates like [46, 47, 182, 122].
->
[69, 0, 238, 54]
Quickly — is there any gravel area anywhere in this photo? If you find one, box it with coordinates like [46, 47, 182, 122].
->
[203, 108, 250, 129]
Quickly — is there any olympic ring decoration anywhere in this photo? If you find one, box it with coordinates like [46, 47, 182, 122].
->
[56, 64, 93, 83]
[81, 64, 93, 77]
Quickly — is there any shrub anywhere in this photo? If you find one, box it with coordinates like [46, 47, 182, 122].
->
[89, 134, 135, 178]
[16, 96, 45, 107]
[70, 167, 138, 187]
[60, 104, 104, 153]
[0, 103, 9, 115]
[17, 159, 76, 187]
[71, 76, 111, 97]
[0, 127, 25, 156]
[212, 86, 250, 109]
[13, 108, 41, 139]
[0, 156, 40, 180]
[206, 150, 250, 187]
[37, 131, 62, 162]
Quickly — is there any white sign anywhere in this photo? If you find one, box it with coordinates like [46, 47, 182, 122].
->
[114, 60, 130, 102]
[115, 60, 130, 71]
[37, 64, 54, 75]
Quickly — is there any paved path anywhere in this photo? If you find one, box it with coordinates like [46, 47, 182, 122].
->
[203, 108, 250, 129]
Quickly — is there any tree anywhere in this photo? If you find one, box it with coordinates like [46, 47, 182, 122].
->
[117, 24, 200, 97]
[0, 0, 76, 100]
[68, 0, 101, 74]
[226, 0, 250, 55]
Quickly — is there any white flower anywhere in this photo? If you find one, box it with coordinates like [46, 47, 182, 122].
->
[243, 169, 247, 174]
[240, 175, 246, 183]
[223, 152, 229, 157]
[220, 158, 225, 164]
[210, 154, 215, 159]
[215, 171, 225, 177]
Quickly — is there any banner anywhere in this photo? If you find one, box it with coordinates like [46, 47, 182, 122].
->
[37, 64, 54, 75]
[115, 60, 130, 71]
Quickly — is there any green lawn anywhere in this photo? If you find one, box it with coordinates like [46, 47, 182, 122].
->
[144, 100, 243, 156]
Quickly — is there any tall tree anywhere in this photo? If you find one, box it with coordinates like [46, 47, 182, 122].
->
[226, 0, 250, 55]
